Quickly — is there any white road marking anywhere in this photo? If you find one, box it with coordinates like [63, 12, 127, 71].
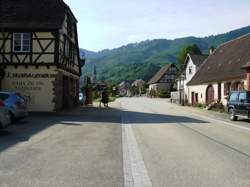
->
[122, 109, 152, 187]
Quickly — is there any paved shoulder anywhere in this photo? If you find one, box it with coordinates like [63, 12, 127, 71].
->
[0, 104, 123, 187]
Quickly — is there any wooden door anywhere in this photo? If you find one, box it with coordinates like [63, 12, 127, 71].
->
[206, 85, 214, 104]
[191, 92, 195, 105]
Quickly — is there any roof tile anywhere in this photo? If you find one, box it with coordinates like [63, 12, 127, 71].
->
[188, 34, 250, 85]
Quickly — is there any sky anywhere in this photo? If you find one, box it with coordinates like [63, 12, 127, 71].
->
[64, 0, 250, 52]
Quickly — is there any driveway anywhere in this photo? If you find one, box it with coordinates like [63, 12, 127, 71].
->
[0, 98, 250, 187]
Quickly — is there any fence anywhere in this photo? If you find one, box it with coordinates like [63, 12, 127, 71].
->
[170, 91, 180, 104]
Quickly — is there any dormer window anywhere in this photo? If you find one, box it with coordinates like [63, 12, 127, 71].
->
[13, 33, 31, 52]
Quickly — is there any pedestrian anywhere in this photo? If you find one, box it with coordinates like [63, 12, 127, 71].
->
[101, 89, 109, 108]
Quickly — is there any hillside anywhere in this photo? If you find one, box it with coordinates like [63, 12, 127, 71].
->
[82, 26, 250, 84]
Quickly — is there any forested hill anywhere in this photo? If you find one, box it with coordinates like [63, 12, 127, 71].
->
[81, 26, 250, 84]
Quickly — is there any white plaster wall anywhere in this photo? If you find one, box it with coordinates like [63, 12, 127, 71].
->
[221, 82, 227, 106]
[2, 66, 56, 112]
[213, 83, 219, 101]
[185, 58, 197, 89]
[188, 84, 207, 104]
[183, 58, 198, 100]
[149, 84, 157, 91]
[188, 78, 248, 106]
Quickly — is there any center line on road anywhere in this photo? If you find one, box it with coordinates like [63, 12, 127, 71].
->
[122, 108, 152, 187]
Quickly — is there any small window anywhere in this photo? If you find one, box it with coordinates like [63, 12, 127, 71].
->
[229, 92, 239, 102]
[189, 66, 192, 74]
[239, 92, 246, 102]
[13, 33, 31, 52]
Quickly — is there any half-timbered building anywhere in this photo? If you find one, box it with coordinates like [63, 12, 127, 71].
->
[0, 0, 84, 112]
[148, 64, 177, 93]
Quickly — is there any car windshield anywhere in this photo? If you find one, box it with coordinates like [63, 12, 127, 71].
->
[229, 92, 238, 102]
[0, 93, 10, 101]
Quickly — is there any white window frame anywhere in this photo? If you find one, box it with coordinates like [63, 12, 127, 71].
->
[13, 33, 31, 53]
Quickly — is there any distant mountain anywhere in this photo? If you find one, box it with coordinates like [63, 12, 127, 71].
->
[81, 26, 250, 84]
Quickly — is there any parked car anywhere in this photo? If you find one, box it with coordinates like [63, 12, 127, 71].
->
[227, 91, 250, 121]
[0, 99, 11, 128]
[0, 92, 28, 122]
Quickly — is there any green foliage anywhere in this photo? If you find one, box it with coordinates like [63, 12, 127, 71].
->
[158, 90, 171, 98]
[93, 91, 100, 101]
[177, 44, 202, 70]
[81, 26, 250, 84]
[193, 103, 206, 109]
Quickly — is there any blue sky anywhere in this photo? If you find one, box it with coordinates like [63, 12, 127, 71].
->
[64, 0, 250, 51]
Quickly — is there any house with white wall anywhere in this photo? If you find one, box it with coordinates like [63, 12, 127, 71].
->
[177, 54, 208, 104]
[187, 34, 250, 106]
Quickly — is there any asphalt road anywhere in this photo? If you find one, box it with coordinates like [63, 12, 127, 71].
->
[120, 98, 250, 187]
[0, 106, 123, 187]
[0, 98, 249, 187]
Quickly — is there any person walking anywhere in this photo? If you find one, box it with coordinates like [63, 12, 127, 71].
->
[100, 89, 109, 108]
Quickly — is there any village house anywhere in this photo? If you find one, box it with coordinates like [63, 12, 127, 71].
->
[148, 63, 177, 93]
[132, 79, 146, 95]
[187, 34, 250, 106]
[118, 81, 133, 97]
[176, 54, 208, 104]
[0, 0, 84, 112]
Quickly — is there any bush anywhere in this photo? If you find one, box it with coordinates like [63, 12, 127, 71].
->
[158, 90, 170, 98]
[193, 103, 206, 109]
[92, 90, 100, 100]
[207, 101, 225, 112]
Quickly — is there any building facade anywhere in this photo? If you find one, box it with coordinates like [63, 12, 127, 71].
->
[148, 64, 177, 93]
[187, 34, 250, 106]
[118, 81, 133, 97]
[177, 54, 208, 104]
[0, 0, 84, 112]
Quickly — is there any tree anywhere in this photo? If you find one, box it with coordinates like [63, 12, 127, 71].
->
[177, 44, 202, 71]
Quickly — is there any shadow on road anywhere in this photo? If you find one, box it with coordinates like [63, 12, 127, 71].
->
[123, 111, 208, 124]
[0, 106, 121, 153]
[0, 105, 207, 153]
